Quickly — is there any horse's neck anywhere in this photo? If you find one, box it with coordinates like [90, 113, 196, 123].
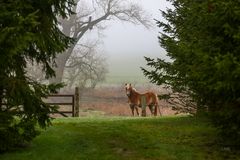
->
[128, 89, 141, 105]
[130, 89, 140, 98]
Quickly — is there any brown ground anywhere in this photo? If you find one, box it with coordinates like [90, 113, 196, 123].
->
[78, 85, 177, 117]
[51, 85, 177, 117]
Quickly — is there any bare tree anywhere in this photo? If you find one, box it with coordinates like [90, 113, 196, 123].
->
[63, 41, 108, 92]
[25, 40, 107, 93]
[51, 0, 152, 83]
[160, 85, 197, 114]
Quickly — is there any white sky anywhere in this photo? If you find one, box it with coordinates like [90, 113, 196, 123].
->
[87, 0, 172, 84]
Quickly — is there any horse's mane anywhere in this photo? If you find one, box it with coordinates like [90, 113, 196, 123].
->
[131, 87, 140, 94]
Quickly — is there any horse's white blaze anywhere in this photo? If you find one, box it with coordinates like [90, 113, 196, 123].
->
[126, 89, 130, 95]
[125, 84, 130, 96]
[125, 83, 130, 89]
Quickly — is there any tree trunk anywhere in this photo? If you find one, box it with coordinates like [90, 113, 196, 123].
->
[50, 45, 75, 84]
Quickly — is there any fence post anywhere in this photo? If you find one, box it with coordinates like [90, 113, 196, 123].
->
[141, 95, 147, 117]
[74, 87, 80, 117]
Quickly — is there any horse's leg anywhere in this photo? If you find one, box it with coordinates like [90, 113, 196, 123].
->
[154, 104, 157, 116]
[148, 105, 154, 116]
[130, 104, 134, 116]
[135, 106, 139, 116]
[154, 104, 162, 116]
[157, 104, 162, 116]
[132, 107, 134, 116]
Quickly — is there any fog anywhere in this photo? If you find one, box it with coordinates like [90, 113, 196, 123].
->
[86, 0, 172, 84]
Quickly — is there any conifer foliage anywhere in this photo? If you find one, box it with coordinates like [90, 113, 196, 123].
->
[142, 0, 240, 146]
[0, 0, 74, 151]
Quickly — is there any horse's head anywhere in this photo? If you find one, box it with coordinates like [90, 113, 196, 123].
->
[125, 83, 132, 97]
[125, 83, 136, 97]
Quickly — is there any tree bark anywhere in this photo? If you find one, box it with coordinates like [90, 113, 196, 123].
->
[50, 49, 72, 83]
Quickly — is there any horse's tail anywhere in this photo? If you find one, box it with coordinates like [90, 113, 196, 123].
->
[155, 93, 162, 116]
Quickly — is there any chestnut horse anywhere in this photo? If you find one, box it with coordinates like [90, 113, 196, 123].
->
[125, 83, 162, 116]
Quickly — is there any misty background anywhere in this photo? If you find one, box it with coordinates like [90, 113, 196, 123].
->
[84, 0, 171, 85]
[25, 0, 173, 88]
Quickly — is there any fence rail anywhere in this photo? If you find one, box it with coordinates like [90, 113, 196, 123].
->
[46, 94, 75, 117]
[0, 87, 80, 118]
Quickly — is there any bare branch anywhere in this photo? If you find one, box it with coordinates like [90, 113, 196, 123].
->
[160, 86, 197, 114]
[64, 41, 108, 89]
[52, 0, 152, 84]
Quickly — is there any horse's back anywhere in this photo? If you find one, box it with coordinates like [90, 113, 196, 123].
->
[142, 92, 158, 105]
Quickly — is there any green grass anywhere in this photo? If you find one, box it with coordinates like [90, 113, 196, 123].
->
[1, 116, 239, 160]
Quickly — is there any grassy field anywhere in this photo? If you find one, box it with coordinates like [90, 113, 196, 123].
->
[0, 116, 239, 160]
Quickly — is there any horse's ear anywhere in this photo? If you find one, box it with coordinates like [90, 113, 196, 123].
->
[125, 83, 127, 86]
[130, 83, 131, 86]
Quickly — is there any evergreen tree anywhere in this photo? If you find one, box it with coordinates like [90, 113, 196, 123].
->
[0, 0, 74, 151]
[142, 0, 240, 146]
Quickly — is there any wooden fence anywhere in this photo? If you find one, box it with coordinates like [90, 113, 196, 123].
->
[0, 87, 80, 118]
[47, 94, 75, 117]
[47, 87, 80, 117]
